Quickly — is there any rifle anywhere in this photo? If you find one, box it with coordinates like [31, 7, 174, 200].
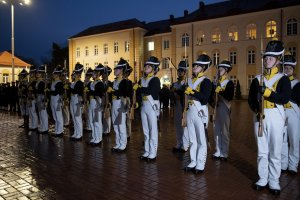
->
[27, 79, 35, 108]
[181, 63, 189, 127]
[129, 70, 137, 120]
[103, 68, 111, 120]
[212, 69, 220, 123]
[43, 66, 49, 110]
[258, 37, 265, 137]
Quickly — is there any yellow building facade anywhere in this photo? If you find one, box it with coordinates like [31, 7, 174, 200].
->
[0, 51, 30, 83]
[68, 1, 300, 97]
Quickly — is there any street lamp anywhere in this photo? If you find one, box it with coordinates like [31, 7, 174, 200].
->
[1, 0, 31, 82]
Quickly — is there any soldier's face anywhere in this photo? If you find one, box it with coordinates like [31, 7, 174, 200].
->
[144, 65, 153, 74]
[264, 56, 279, 69]
[284, 65, 294, 76]
[192, 65, 203, 74]
[36, 72, 41, 78]
[92, 72, 97, 80]
[218, 67, 226, 76]
[114, 68, 121, 76]
[177, 70, 185, 77]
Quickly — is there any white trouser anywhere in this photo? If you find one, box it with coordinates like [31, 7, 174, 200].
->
[141, 100, 158, 158]
[281, 108, 300, 172]
[19, 99, 28, 116]
[254, 108, 285, 190]
[174, 101, 189, 150]
[187, 102, 207, 170]
[36, 95, 48, 132]
[28, 100, 38, 129]
[112, 99, 127, 150]
[213, 101, 231, 158]
[63, 104, 70, 126]
[103, 110, 111, 134]
[50, 95, 64, 134]
[70, 95, 83, 139]
[88, 99, 102, 143]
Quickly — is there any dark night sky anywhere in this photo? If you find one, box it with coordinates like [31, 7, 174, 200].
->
[0, 0, 223, 64]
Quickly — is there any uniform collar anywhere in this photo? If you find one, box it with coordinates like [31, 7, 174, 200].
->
[264, 67, 279, 80]
[145, 72, 154, 79]
[192, 72, 204, 83]
[177, 77, 184, 82]
[219, 74, 227, 83]
[116, 75, 123, 81]
[289, 75, 295, 81]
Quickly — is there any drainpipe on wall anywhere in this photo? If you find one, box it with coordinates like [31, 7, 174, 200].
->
[280, 9, 283, 42]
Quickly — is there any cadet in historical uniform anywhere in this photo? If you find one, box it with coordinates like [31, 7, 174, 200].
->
[134, 56, 161, 161]
[35, 65, 48, 134]
[248, 40, 291, 195]
[18, 69, 29, 128]
[61, 69, 71, 127]
[88, 64, 105, 146]
[83, 68, 93, 131]
[183, 54, 212, 174]
[124, 65, 133, 141]
[70, 63, 84, 141]
[102, 66, 113, 136]
[50, 65, 65, 137]
[211, 60, 235, 161]
[281, 53, 300, 175]
[109, 58, 128, 152]
[171, 60, 189, 153]
[27, 66, 38, 131]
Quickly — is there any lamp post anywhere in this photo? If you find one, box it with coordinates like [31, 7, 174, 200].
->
[1, 0, 31, 82]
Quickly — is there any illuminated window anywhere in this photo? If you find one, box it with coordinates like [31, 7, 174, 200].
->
[125, 41, 130, 52]
[103, 44, 108, 54]
[196, 30, 205, 45]
[288, 46, 297, 57]
[163, 40, 169, 50]
[246, 23, 257, 39]
[230, 75, 237, 87]
[266, 20, 277, 38]
[182, 33, 189, 47]
[229, 51, 237, 64]
[287, 18, 298, 35]
[114, 60, 118, 67]
[76, 47, 80, 57]
[162, 58, 170, 69]
[3, 73, 9, 83]
[85, 46, 89, 57]
[114, 42, 119, 54]
[212, 51, 220, 65]
[228, 25, 238, 41]
[212, 28, 221, 44]
[247, 50, 256, 64]
[148, 41, 154, 51]
[247, 75, 255, 89]
[94, 45, 98, 56]
[182, 55, 189, 65]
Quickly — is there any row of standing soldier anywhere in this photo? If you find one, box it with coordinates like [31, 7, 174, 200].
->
[169, 39, 299, 196]
[16, 40, 299, 196]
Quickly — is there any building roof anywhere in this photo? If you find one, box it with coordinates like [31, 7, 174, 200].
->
[171, 0, 300, 25]
[70, 0, 300, 39]
[0, 51, 31, 67]
[144, 19, 172, 37]
[70, 18, 147, 39]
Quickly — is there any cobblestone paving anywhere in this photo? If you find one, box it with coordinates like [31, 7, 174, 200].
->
[0, 100, 299, 200]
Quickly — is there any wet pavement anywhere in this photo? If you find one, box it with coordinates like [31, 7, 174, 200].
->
[0, 100, 299, 200]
